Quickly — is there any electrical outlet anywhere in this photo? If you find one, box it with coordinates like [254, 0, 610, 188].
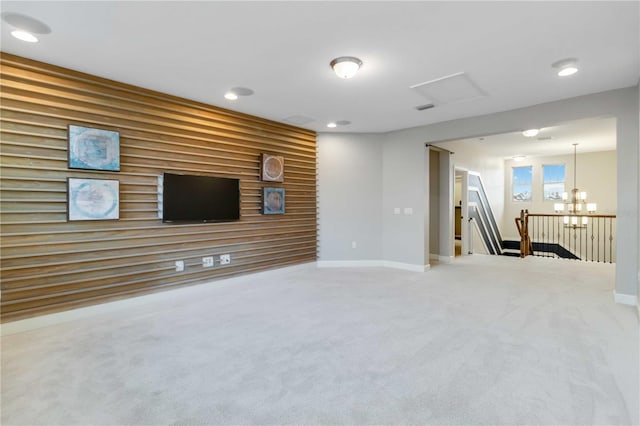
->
[220, 254, 231, 265]
[175, 260, 185, 272]
[202, 256, 214, 267]
[351, 241, 357, 249]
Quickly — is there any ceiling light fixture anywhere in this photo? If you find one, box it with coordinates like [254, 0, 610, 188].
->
[224, 87, 254, 101]
[326, 122, 337, 128]
[330, 56, 362, 79]
[2, 12, 51, 43]
[554, 143, 597, 226]
[522, 129, 540, 137]
[512, 155, 526, 162]
[552, 58, 579, 77]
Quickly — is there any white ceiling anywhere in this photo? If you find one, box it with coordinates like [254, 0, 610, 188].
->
[437, 116, 618, 160]
[1, 1, 638, 134]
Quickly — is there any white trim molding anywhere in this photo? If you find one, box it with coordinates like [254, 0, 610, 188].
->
[613, 290, 638, 306]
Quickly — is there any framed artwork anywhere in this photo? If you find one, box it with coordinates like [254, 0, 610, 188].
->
[260, 153, 284, 182]
[68, 178, 119, 221]
[68, 125, 120, 171]
[262, 187, 285, 215]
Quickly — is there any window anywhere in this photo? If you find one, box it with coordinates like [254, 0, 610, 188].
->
[512, 166, 532, 202]
[543, 164, 565, 201]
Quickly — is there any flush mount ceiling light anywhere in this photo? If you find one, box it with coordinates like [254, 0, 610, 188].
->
[224, 86, 254, 101]
[522, 128, 540, 137]
[2, 12, 51, 43]
[512, 155, 527, 162]
[552, 58, 579, 77]
[330, 56, 362, 79]
[326, 122, 337, 128]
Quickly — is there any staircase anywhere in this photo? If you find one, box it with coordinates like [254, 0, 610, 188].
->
[467, 173, 513, 256]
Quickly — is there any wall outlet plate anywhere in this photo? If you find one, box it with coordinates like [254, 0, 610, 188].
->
[175, 260, 185, 272]
[202, 256, 214, 267]
[220, 254, 231, 265]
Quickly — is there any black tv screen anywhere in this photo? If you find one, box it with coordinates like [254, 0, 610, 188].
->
[162, 173, 240, 223]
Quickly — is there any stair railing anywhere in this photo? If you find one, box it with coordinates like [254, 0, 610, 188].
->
[518, 210, 617, 263]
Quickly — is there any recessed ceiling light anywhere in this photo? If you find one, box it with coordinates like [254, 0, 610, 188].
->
[522, 129, 540, 137]
[512, 155, 527, 162]
[552, 58, 579, 77]
[2, 12, 51, 43]
[224, 86, 253, 101]
[330, 56, 363, 79]
[11, 29, 38, 42]
[326, 122, 337, 128]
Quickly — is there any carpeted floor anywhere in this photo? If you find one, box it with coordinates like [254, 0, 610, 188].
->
[2, 255, 638, 425]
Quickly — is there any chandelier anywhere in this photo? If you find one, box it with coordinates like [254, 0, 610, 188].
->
[553, 143, 596, 227]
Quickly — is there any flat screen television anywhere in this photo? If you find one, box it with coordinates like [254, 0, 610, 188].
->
[161, 172, 240, 223]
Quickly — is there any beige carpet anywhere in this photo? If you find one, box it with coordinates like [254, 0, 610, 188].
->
[2, 255, 638, 425]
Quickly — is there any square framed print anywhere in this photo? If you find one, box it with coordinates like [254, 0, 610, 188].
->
[262, 187, 285, 215]
[68, 178, 119, 221]
[260, 153, 284, 182]
[68, 125, 120, 171]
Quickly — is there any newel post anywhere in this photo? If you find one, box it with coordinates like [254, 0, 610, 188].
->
[519, 209, 530, 258]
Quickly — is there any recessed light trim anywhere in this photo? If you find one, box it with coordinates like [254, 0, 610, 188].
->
[2, 12, 51, 34]
[552, 58, 579, 77]
[330, 56, 363, 79]
[224, 92, 238, 100]
[522, 129, 540, 137]
[326, 122, 337, 128]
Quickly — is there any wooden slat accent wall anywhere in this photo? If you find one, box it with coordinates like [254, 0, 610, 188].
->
[0, 53, 317, 322]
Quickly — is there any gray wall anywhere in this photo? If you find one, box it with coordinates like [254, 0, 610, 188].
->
[318, 86, 639, 298]
[317, 133, 383, 261]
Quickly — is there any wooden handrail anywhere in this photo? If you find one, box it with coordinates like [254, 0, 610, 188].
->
[525, 213, 617, 218]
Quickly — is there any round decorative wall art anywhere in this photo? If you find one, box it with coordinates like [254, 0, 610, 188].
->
[260, 153, 284, 182]
[68, 178, 119, 221]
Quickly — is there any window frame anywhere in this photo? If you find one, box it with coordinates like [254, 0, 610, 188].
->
[542, 163, 566, 202]
[511, 165, 533, 203]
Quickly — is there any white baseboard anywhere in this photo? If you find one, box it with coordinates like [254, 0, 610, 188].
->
[613, 291, 638, 306]
[439, 255, 454, 264]
[1, 262, 316, 336]
[382, 261, 430, 272]
[317, 260, 429, 272]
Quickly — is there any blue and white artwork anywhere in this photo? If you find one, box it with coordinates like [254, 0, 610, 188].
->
[263, 187, 285, 214]
[68, 178, 119, 221]
[68, 125, 120, 171]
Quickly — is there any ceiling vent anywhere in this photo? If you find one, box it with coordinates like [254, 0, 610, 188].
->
[410, 72, 487, 106]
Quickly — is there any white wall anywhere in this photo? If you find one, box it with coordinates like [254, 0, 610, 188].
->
[503, 150, 617, 240]
[317, 133, 384, 262]
[435, 139, 506, 237]
[317, 86, 639, 298]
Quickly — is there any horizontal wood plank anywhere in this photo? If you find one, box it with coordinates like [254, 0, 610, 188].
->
[0, 53, 317, 322]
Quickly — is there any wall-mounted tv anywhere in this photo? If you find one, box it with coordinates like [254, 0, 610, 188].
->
[161, 172, 240, 223]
